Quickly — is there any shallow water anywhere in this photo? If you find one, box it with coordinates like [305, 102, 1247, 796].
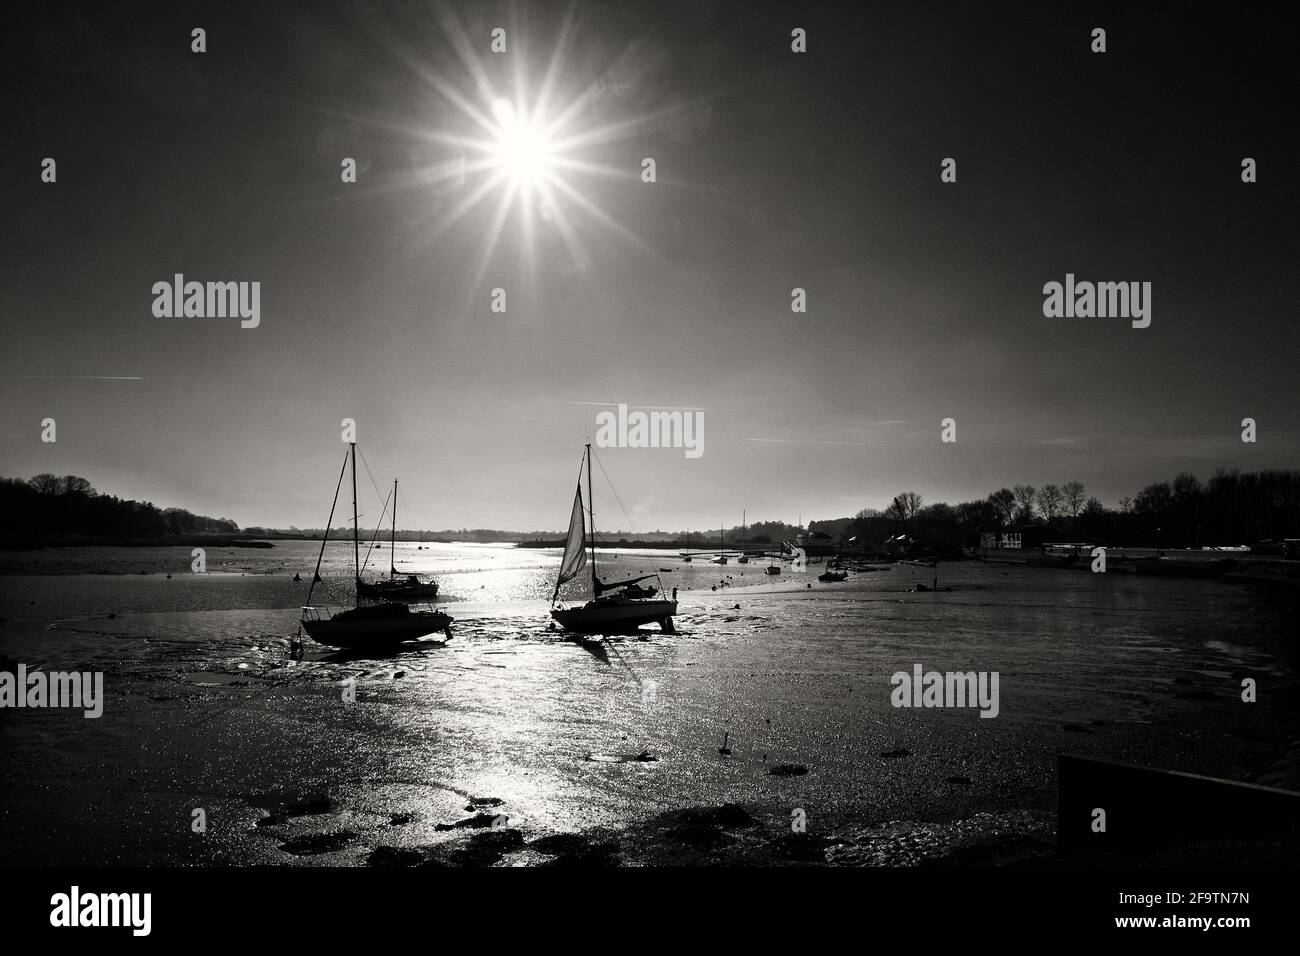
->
[1, 542, 1296, 865]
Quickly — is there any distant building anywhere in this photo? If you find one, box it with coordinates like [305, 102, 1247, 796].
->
[979, 525, 1050, 550]
[883, 533, 913, 556]
[795, 530, 835, 555]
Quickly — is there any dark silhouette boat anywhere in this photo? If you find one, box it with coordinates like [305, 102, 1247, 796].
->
[355, 478, 440, 601]
[299, 444, 452, 650]
[549, 444, 676, 635]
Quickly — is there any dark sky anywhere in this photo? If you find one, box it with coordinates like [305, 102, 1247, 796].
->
[3, 0, 1296, 531]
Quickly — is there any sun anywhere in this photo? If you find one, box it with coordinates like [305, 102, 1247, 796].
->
[490, 99, 553, 189]
[337, 4, 706, 287]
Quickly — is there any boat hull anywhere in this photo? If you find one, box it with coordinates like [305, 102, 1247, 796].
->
[356, 580, 440, 601]
[302, 605, 453, 649]
[551, 599, 678, 635]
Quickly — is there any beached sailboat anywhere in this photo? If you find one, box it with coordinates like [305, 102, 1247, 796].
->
[356, 478, 440, 601]
[737, 511, 749, 563]
[300, 444, 452, 649]
[550, 444, 677, 635]
[765, 541, 782, 576]
[711, 526, 728, 564]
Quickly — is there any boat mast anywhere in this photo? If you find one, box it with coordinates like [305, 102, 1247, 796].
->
[306, 450, 349, 608]
[351, 442, 360, 605]
[586, 442, 597, 594]
[391, 478, 398, 578]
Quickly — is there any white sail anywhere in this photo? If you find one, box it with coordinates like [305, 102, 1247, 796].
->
[556, 483, 588, 585]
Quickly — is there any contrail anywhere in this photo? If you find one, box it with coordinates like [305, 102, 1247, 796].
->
[0, 375, 143, 381]
[564, 401, 705, 411]
[747, 437, 878, 446]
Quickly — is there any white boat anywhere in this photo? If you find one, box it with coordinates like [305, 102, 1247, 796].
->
[550, 444, 677, 635]
[300, 444, 452, 650]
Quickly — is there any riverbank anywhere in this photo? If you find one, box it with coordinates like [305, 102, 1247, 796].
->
[2, 543, 1298, 866]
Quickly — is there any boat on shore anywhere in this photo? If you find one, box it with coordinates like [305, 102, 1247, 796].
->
[300, 444, 452, 650]
[711, 526, 728, 565]
[549, 444, 677, 635]
[356, 478, 441, 602]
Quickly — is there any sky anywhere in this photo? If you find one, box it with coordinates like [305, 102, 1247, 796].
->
[3, 0, 1297, 533]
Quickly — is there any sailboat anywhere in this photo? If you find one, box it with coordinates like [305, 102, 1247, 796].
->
[765, 529, 782, 575]
[737, 511, 750, 563]
[550, 444, 677, 635]
[681, 528, 692, 562]
[711, 526, 728, 564]
[356, 478, 440, 601]
[300, 444, 453, 649]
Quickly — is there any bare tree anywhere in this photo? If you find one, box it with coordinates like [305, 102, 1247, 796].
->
[60, 475, 96, 497]
[28, 473, 63, 495]
[887, 492, 923, 532]
[1062, 480, 1085, 517]
[1012, 484, 1037, 522]
[988, 488, 1016, 526]
[1037, 484, 1064, 521]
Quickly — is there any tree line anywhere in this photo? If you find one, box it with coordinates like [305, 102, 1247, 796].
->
[841, 469, 1300, 554]
[0, 474, 239, 541]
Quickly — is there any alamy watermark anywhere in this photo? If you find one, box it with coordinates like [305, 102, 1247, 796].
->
[1042, 274, 1150, 328]
[890, 663, 999, 718]
[152, 274, 260, 328]
[594, 404, 703, 459]
[50, 886, 150, 936]
[0, 663, 104, 718]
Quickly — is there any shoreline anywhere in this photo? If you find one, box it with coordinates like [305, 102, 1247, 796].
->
[3, 551, 1297, 867]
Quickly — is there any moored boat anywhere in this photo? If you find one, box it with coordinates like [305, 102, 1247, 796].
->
[299, 444, 452, 650]
[549, 444, 677, 635]
[355, 478, 441, 601]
